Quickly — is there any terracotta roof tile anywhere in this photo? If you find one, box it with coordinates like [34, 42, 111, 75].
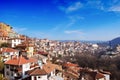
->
[43, 62, 56, 74]
[1, 48, 18, 53]
[63, 71, 79, 79]
[29, 68, 47, 75]
[5, 55, 37, 65]
[28, 62, 58, 75]
[63, 62, 79, 67]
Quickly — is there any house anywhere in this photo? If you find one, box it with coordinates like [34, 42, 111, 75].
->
[4, 55, 39, 80]
[99, 70, 111, 80]
[32, 54, 48, 64]
[95, 72, 105, 80]
[63, 62, 79, 68]
[28, 62, 63, 80]
[80, 68, 110, 80]
[7, 38, 22, 48]
[0, 47, 19, 62]
[26, 44, 34, 58]
[62, 62, 80, 80]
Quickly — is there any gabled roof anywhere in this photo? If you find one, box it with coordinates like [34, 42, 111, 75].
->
[5, 55, 37, 65]
[42, 62, 56, 74]
[29, 68, 47, 75]
[28, 62, 59, 76]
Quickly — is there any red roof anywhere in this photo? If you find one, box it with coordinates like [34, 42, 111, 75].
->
[0, 48, 18, 53]
[5, 55, 37, 65]
[28, 62, 57, 75]
[63, 62, 79, 67]
[29, 68, 47, 75]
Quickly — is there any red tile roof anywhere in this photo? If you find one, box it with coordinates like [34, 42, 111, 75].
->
[28, 62, 58, 75]
[63, 71, 79, 79]
[5, 55, 37, 65]
[42, 62, 56, 74]
[63, 62, 79, 67]
[0, 48, 18, 53]
[67, 67, 80, 75]
[29, 68, 47, 75]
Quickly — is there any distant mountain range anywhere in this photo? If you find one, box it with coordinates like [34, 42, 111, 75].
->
[59, 40, 105, 44]
[98, 37, 120, 48]
[110, 37, 120, 47]
[58, 37, 120, 48]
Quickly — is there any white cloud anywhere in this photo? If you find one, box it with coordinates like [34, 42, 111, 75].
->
[51, 25, 62, 31]
[66, 2, 83, 12]
[113, 0, 120, 4]
[68, 15, 84, 20]
[65, 15, 84, 29]
[66, 19, 76, 28]
[86, 0, 105, 11]
[59, 1, 83, 13]
[64, 30, 83, 34]
[109, 5, 120, 12]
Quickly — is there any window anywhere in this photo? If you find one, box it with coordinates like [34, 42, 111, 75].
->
[6, 71, 9, 75]
[11, 72, 13, 76]
[6, 65, 9, 69]
[34, 76, 37, 80]
[38, 76, 41, 78]
[47, 73, 51, 78]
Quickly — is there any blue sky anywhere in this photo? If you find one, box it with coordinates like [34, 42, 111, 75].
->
[0, 0, 120, 40]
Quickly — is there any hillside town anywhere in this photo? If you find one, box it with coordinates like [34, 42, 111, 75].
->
[0, 22, 120, 80]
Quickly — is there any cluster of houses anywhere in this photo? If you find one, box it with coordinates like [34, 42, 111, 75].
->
[0, 47, 111, 80]
[0, 22, 111, 80]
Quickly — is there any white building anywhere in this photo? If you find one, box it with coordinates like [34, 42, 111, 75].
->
[7, 38, 22, 48]
[0, 47, 19, 62]
[28, 62, 63, 80]
[4, 55, 39, 80]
